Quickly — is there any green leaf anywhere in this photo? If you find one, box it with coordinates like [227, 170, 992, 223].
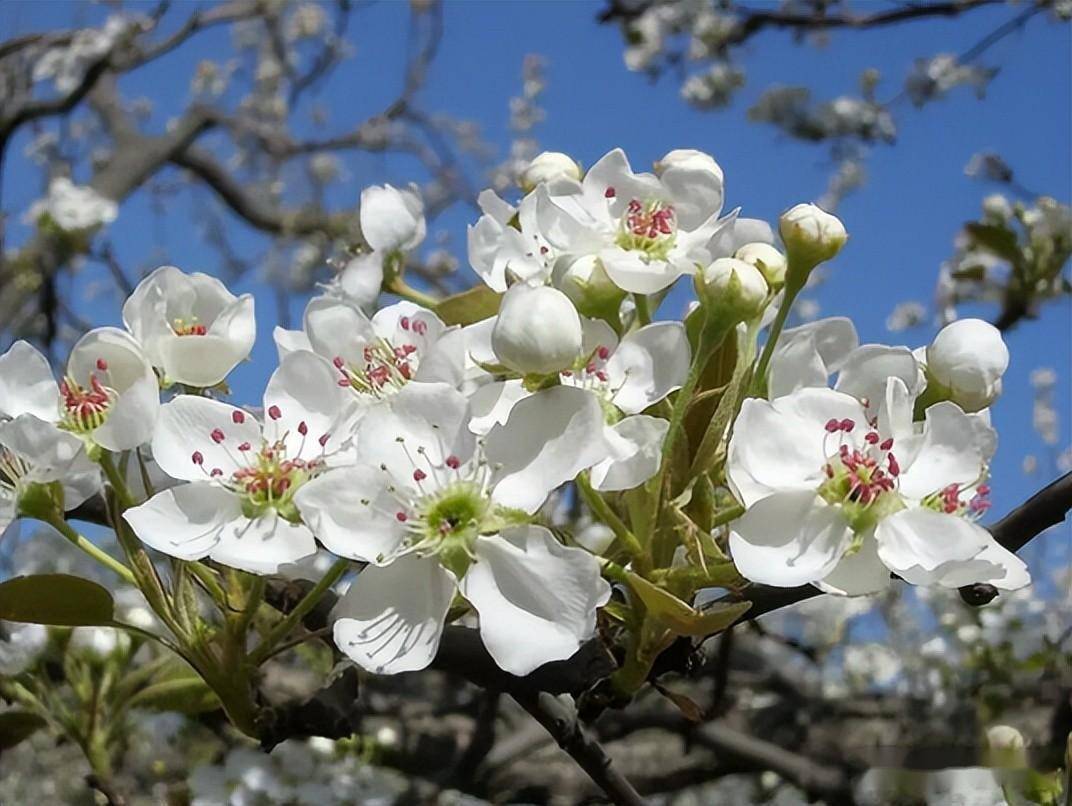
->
[435, 285, 502, 325]
[964, 222, 1021, 264]
[127, 678, 221, 714]
[626, 572, 751, 637]
[0, 711, 48, 751]
[0, 574, 114, 626]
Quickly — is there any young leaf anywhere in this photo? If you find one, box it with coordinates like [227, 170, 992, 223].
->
[0, 711, 48, 751]
[0, 574, 114, 626]
[435, 285, 502, 325]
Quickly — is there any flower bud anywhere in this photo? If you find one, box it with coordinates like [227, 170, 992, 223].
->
[492, 285, 582, 375]
[985, 725, 1027, 768]
[559, 255, 626, 322]
[519, 152, 582, 193]
[697, 257, 768, 319]
[779, 203, 847, 274]
[925, 318, 1008, 413]
[734, 242, 787, 287]
[654, 149, 723, 182]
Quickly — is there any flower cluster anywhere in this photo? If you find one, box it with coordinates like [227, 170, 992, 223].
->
[0, 146, 1028, 696]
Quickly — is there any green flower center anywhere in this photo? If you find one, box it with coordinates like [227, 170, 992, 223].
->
[615, 198, 677, 260]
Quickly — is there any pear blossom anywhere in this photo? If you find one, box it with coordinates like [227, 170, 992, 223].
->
[534, 148, 741, 294]
[0, 332, 158, 451]
[274, 296, 466, 407]
[779, 203, 847, 269]
[727, 381, 1028, 595]
[24, 177, 118, 232]
[469, 318, 689, 491]
[124, 351, 351, 574]
[294, 382, 611, 674]
[697, 257, 769, 317]
[468, 189, 559, 292]
[519, 151, 582, 192]
[122, 266, 255, 388]
[0, 413, 101, 533]
[491, 285, 583, 375]
[337, 183, 426, 306]
[924, 318, 1009, 412]
[734, 242, 787, 286]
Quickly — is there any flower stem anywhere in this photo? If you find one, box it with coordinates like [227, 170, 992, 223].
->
[250, 559, 349, 665]
[46, 515, 136, 585]
[386, 277, 439, 308]
[751, 274, 806, 395]
[576, 474, 643, 558]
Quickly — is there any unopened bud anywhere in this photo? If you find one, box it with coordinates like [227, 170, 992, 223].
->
[985, 725, 1027, 768]
[734, 242, 787, 287]
[925, 318, 1008, 413]
[654, 149, 723, 183]
[559, 255, 626, 322]
[519, 152, 582, 193]
[492, 285, 582, 375]
[697, 257, 768, 320]
[779, 203, 847, 274]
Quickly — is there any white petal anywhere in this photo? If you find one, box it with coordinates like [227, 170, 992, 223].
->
[924, 537, 1030, 591]
[338, 252, 384, 307]
[151, 396, 262, 483]
[158, 295, 254, 387]
[467, 379, 530, 436]
[817, 534, 891, 596]
[415, 327, 467, 389]
[210, 512, 318, 575]
[356, 382, 475, 495]
[590, 415, 668, 492]
[897, 402, 984, 501]
[0, 341, 59, 421]
[332, 555, 454, 674]
[875, 508, 989, 580]
[835, 344, 922, 415]
[768, 317, 858, 398]
[486, 386, 610, 514]
[360, 183, 425, 252]
[599, 246, 685, 295]
[294, 466, 407, 563]
[729, 492, 853, 586]
[123, 483, 241, 561]
[606, 322, 690, 414]
[263, 351, 349, 460]
[460, 526, 610, 676]
[660, 164, 724, 231]
[304, 296, 376, 366]
[273, 326, 312, 360]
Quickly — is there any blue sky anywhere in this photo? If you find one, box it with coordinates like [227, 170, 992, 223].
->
[3, 1, 1070, 572]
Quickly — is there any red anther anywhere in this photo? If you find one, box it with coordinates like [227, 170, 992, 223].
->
[238, 442, 251, 451]
[825, 464, 834, 478]
[596, 370, 608, 382]
[400, 316, 410, 331]
[396, 511, 408, 522]
[413, 320, 428, 336]
[413, 469, 427, 482]
[865, 432, 879, 444]
[586, 362, 597, 374]
[887, 454, 900, 477]
[210, 468, 223, 477]
[977, 484, 990, 496]
[446, 455, 461, 470]
[232, 410, 246, 424]
[318, 434, 330, 447]
[333, 356, 345, 369]
[561, 370, 572, 377]
[96, 358, 108, 371]
[338, 379, 351, 387]
[192, 451, 204, 465]
[298, 421, 308, 436]
[880, 437, 894, 451]
[605, 187, 616, 198]
[211, 428, 225, 444]
[597, 346, 610, 360]
[540, 246, 549, 254]
[399, 364, 412, 380]
[268, 405, 282, 420]
[825, 418, 841, 433]
[839, 419, 855, 432]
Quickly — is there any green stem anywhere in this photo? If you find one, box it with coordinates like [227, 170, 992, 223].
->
[98, 451, 135, 510]
[633, 293, 653, 326]
[387, 277, 439, 308]
[709, 504, 745, 529]
[751, 276, 805, 395]
[576, 474, 643, 558]
[250, 559, 349, 665]
[46, 515, 136, 584]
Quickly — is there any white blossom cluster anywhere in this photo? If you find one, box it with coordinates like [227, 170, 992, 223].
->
[0, 146, 1030, 687]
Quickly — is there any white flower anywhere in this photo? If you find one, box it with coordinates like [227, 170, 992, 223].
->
[360, 183, 426, 254]
[727, 381, 1028, 594]
[697, 257, 768, 317]
[274, 296, 466, 408]
[69, 626, 129, 660]
[122, 266, 255, 387]
[337, 252, 383, 309]
[25, 177, 118, 232]
[925, 318, 1008, 412]
[0, 333, 159, 451]
[778, 203, 847, 269]
[491, 285, 582, 375]
[468, 189, 557, 292]
[734, 242, 786, 286]
[534, 148, 739, 294]
[471, 317, 688, 491]
[124, 351, 351, 574]
[294, 382, 611, 674]
[0, 622, 48, 675]
[519, 151, 582, 192]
